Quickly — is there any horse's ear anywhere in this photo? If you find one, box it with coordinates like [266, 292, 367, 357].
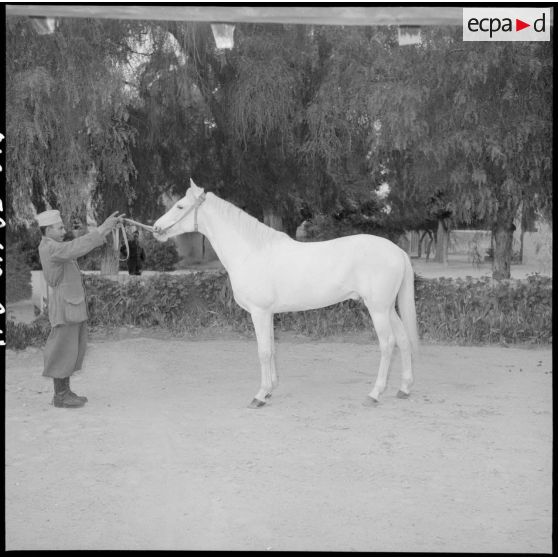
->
[189, 178, 204, 193]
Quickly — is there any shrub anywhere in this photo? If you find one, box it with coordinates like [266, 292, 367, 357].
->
[6, 314, 51, 350]
[83, 271, 245, 333]
[6, 243, 33, 303]
[83, 272, 551, 344]
[142, 237, 179, 271]
[10, 271, 552, 350]
[415, 274, 552, 344]
[78, 245, 104, 271]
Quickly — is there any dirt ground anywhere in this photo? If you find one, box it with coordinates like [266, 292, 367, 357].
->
[5, 329, 553, 553]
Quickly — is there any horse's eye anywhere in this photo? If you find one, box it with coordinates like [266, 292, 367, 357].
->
[177, 205, 183, 210]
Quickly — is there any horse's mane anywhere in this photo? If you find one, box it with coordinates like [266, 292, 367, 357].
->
[208, 193, 290, 249]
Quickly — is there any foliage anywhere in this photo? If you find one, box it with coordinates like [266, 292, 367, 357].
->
[6, 224, 42, 270]
[415, 274, 552, 344]
[6, 244, 33, 303]
[77, 245, 104, 271]
[5, 17, 141, 225]
[303, 212, 403, 244]
[6, 315, 51, 350]
[9, 271, 551, 350]
[123, 25, 212, 223]
[83, 271, 238, 333]
[142, 237, 180, 271]
[6, 19, 552, 281]
[82, 271, 555, 344]
[389, 32, 552, 277]
[298, 26, 552, 277]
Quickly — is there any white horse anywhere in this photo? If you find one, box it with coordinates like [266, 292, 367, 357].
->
[153, 179, 419, 408]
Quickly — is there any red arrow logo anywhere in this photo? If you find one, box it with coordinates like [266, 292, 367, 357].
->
[516, 19, 531, 31]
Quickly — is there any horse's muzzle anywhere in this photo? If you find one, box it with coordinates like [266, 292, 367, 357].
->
[152, 226, 167, 242]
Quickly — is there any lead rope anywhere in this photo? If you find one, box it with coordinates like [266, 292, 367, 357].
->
[112, 222, 130, 261]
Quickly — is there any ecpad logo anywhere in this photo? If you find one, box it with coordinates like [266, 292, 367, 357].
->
[463, 8, 550, 41]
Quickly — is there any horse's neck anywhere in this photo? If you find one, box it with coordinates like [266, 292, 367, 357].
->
[198, 194, 263, 272]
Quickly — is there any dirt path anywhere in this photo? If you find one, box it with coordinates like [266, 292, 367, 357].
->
[5, 334, 552, 552]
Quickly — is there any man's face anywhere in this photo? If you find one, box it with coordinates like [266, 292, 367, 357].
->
[45, 222, 66, 242]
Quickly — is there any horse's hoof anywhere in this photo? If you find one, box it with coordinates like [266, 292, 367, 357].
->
[362, 396, 379, 407]
[248, 398, 266, 409]
[396, 390, 410, 399]
[265, 393, 272, 399]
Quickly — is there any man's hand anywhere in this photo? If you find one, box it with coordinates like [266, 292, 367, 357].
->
[97, 212, 126, 236]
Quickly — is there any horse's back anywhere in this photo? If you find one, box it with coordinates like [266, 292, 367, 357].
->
[284, 234, 404, 269]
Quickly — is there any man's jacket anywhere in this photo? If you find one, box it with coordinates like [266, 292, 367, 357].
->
[39, 230, 105, 326]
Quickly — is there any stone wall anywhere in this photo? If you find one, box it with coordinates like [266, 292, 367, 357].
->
[522, 221, 552, 274]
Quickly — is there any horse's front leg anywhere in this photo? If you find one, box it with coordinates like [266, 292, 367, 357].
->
[249, 310, 275, 408]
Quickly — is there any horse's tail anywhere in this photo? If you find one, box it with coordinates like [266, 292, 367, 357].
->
[397, 252, 419, 355]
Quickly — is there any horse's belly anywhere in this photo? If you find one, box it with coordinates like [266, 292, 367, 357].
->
[270, 268, 361, 312]
[231, 265, 358, 313]
[271, 288, 359, 313]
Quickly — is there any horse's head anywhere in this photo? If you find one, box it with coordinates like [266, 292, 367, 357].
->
[153, 179, 206, 241]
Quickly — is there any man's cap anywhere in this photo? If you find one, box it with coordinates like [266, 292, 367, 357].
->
[36, 210, 63, 227]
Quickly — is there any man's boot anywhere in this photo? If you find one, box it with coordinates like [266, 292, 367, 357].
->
[52, 378, 85, 408]
[63, 377, 88, 403]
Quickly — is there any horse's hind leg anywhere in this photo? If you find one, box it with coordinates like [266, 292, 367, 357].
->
[270, 314, 278, 390]
[365, 307, 396, 404]
[249, 310, 275, 408]
[390, 308, 414, 398]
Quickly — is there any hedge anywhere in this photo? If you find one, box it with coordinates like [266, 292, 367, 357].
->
[6, 272, 552, 350]
[5, 314, 51, 350]
[415, 274, 552, 344]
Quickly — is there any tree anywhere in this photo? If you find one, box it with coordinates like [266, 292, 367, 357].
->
[443, 38, 552, 279]
[6, 17, 141, 273]
[8, 19, 551, 283]
[156, 23, 390, 234]
[369, 29, 550, 278]
[387, 29, 552, 278]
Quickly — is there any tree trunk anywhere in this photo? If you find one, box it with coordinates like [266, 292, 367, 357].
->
[434, 219, 449, 265]
[492, 221, 515, 280]
[100, 235, 119, 276]
[263, 209, 284, 232]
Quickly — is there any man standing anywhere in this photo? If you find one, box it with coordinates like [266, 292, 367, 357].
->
[37, 209, 124, 408]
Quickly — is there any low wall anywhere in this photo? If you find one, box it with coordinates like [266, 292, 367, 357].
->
[522, 222, 552, 274]
[404, 229, 530, 261]
[449, 230, 492, 256]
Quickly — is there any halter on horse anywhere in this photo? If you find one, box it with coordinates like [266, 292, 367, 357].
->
[153, 179, 419, 409]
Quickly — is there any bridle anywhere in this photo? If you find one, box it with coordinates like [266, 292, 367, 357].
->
[154, 192, 207, 234]
[108, 192, 206, 261]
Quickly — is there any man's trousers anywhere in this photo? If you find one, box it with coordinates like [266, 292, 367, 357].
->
[43, 321, 88, 379]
